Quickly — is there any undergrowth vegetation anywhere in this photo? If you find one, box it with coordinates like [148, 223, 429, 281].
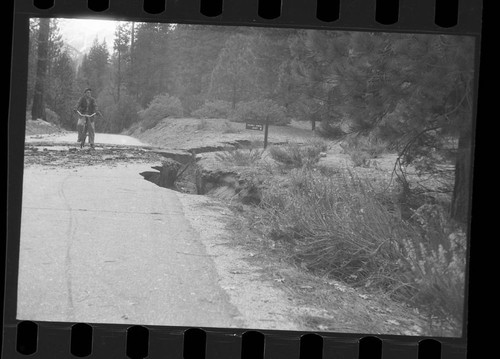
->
[192, 100, 233, 119]
[213, 140, 466, 335]
[268, 140, 328, 168]
[215, 146, 264, 167]
[138, 93, 184, 130]
[339, 135, 388, 167]
[256, 167, 465, 333]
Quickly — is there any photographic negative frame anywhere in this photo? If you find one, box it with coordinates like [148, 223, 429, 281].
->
[4, 0, 484, 358]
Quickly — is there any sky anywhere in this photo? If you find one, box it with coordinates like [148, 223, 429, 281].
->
[57, 17, 119, 54]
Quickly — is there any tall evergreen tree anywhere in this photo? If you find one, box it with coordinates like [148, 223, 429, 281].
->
[168, 25, 231, 113]
[50, 51, 77, 129]
[78, 37, 110, 96]
[31, 18, 50, 121]
[129, 22, 172, 107]
[113, 22, 131, 103]
[208, 33, 262, 109]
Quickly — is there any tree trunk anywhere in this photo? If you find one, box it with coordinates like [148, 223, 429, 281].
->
[130, 22, 138, 101]
[31, 18, 50, 121]
[116, 49, 121, 103]
[231, 82, 237, 110]
[450, 129, 472, 224]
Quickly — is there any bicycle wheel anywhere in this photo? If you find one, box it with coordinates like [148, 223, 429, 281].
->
[80, 119, 88, 148]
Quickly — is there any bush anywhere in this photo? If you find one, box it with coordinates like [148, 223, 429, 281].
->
[257, 167, 465, 333]
[317, 121, 347, 139]
[349, 150, 371, 167]
[181, 94, 204, 116]
[222, 121, 239, 134]
[192, 100, 233, 119]
[215, 148, 263, 167]
[139, 93, 183, 130]
[230, 99, 289, 126]
[268, 140, 326, 168]
[341, 135, 387, 158]
[339, 135, 387, 167]
[45, 108, 61, 126]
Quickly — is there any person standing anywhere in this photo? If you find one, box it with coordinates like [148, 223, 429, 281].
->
[75, 88, 98, 148]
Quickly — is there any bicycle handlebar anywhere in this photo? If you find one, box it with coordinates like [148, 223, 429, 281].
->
[76, 110, 97, 117]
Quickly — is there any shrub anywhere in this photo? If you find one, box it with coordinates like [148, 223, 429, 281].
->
[349, 150, 371, 167]
[317, 121, 347, 139]
[196, 119, 208, 131]
[230, 99, 290, 126]
[45, 108, 61, 126]
[215, 148, 263, 167]
[257, 167, 465, 333]
[222, 121, 239, 134]
[268, 141, 325, 168]
[181, 94, 204, 116]
[306, 138, 329, 153]
[342, 135, 387, 159]
[139, 93, 183, 130]
[192, 100, 233, 119]
[397, 228, 466, 329]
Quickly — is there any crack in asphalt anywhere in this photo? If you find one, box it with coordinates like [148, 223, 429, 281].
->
[59, 174, 76, 322]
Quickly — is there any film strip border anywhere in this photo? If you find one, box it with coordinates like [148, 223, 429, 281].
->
[11, 321, 456, 358]
[17, 0, 482, 34]
[6, 0, 482, 358]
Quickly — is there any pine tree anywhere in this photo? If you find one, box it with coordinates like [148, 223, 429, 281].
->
[129, 22, 172, 107]
[168, 24, 230, 113]
[50, 51, 77, 129]
[113, 22, 131, 103]
[78, 37, 110, 96]
[208, 33, 262, 109]
[31, 18, 50, 121]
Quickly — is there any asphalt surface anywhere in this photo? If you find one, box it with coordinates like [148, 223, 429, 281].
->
[17, 133, 244, 327]
[25, 132, 148, 146]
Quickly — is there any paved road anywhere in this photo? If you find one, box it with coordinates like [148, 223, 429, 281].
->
[17, 135, 244, 327]
[25, 131, 148, 146]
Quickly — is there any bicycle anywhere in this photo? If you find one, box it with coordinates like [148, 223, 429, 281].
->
[75, 110, 98, 149]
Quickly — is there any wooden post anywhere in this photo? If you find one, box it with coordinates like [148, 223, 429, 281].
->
[264, 122, 269, 149]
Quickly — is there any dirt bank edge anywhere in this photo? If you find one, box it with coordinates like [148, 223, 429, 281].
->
[176, 193, 305, 331]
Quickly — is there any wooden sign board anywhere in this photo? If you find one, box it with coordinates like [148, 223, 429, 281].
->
[245, 123, 264, 131]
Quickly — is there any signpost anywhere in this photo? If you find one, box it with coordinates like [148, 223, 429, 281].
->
[245, 122, 269, 148]
[245, 123, 263, 131]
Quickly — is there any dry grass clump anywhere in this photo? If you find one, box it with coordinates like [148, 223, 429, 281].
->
[256, 166, 466, 333]
[268, 139, 328, 168]
[340, 135, 387, 167]
[215, 148, 264, 167]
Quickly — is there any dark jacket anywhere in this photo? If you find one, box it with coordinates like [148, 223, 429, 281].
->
[76, 96, 98, 115]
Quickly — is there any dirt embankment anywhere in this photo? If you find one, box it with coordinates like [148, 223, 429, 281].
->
[126, 117, 318, 151]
